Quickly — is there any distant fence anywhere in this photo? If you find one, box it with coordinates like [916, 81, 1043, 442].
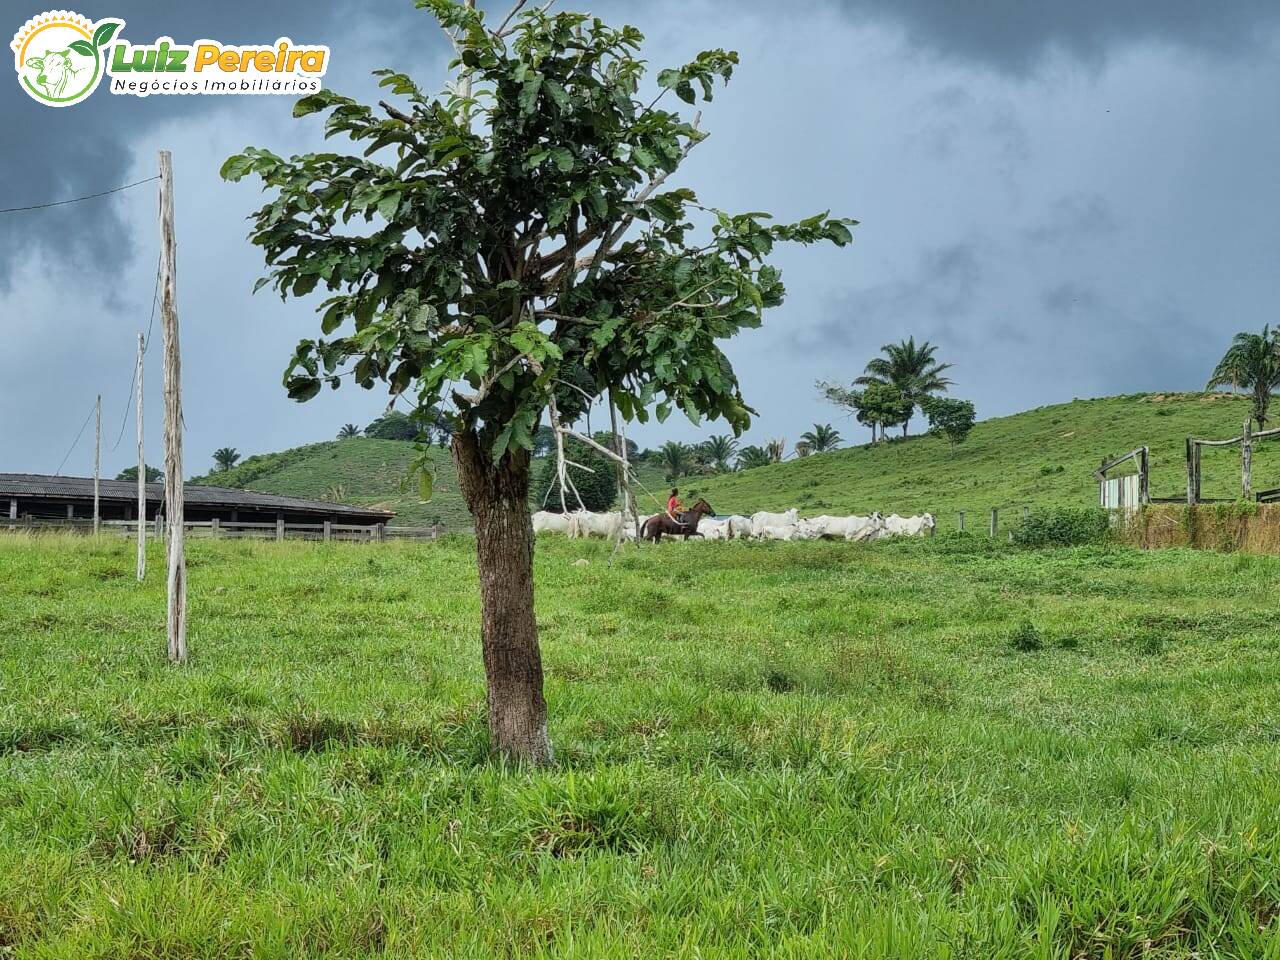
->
[1, 516, 446, 542]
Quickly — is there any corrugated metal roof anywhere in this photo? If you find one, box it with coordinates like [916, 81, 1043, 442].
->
[0, 473, 394, 519]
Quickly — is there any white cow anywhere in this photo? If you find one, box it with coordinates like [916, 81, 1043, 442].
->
[575, 511, 627, 539]
[882, 513, 936, 538]
[698, 516, 753, 540]
[750, 509, 799, 538]
[696, 517, 730, 540]
[532, 511, 577, 536]
[820, 512, 886, 541]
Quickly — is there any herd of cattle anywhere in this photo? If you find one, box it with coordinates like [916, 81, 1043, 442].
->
[531, 508, 936, 542]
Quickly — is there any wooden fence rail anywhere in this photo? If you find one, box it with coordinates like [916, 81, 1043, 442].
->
[2, 516, 447, 542]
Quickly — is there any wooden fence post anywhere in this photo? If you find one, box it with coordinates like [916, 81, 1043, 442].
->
[276, 517, 285, 541]
[1186, 437, 1195, 505]
[376, 523, 386, 542]
[957, 511, 965, 532]
[159, 148, 187, 664]
[989, 508, 998, 538]
[1242, 417, 1253, 501]
[211, 517, 220, 539]
[323, 520, 332, 542]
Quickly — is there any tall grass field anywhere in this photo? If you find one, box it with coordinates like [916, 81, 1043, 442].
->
[2, 533, 1280, 957]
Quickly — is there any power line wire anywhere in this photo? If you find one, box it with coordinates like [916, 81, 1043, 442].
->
[53, 402, 98, 476]
[0, 175, 159, 215]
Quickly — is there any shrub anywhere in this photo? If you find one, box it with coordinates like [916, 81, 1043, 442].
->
[1008, 621, 1042, 652]
[534, 437, 618, 512]
[1012, 507, 1109, 547]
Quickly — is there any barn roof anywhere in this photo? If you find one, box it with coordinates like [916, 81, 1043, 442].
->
[0, 473, 394, 520]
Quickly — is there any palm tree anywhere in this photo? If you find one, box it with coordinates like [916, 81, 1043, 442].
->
[765, 438, 786, 463]
[701, 434, 738, 472]
[856, 336, 953, 437]
[1206, 326, 1280, 428]
[800, 423, 842, 453]
[212, 447, 240, 472]
[794, 440, 812, 458]
[658, 441, 695, 482]
[736, 445, 772, 470]
[338, 423, 361, 439]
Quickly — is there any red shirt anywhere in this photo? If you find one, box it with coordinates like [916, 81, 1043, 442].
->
[667, 496, 682, 514]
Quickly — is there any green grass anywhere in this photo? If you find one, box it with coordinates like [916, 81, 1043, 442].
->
[193, 437, 669, 529]
[3, 533, 1280, 956]
[688, 392, 1276, 523]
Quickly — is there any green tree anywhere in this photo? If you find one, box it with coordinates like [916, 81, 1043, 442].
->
[799, 422, 841, 452]
[701, 434, 738, 471]
[116, 465, 163, 483]
[338, 423, 362, 438]
[1206, 326, 1280, 428]
[856, 336, 953, 437]
[794, 440, 812, 458]
[211, 447, 240, 472]
[222, 2, 853, 763]
[534, 436, 617, 512]
[920, 396, 976, 446]
[365, 410, 421, 441]
[658, 440, 695, 482]
[735, 445, 772, 470]
[820, 380, 911, 443]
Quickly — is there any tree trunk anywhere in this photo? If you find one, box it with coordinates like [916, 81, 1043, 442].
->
[452, 429, 552, 765]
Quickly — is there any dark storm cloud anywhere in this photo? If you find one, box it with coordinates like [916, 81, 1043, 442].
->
[831, 0, 1280, 73]
[1042, 282, 1101, 316]
[797, 242, 985, 350]
[1024, 194, 1115, 246]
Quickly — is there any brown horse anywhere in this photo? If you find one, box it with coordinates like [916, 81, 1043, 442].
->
[640, 498, 716, 542]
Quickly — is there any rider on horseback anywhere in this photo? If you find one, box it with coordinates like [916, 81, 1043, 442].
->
[666, 488, 684, 520]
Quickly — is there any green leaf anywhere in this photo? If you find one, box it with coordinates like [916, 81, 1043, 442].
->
[543, 80, 572, 112]
[551, 147, 575, 173]
[91, 21, 120, 48]
[320, 302, 344, 334]
[218, 154, 255, 182]
[519, 74, 543, 115]
[293, 92, 337, 118]
[285, 376, 322, 402]
[376, 192, 400, 221]
[69, 40, 94, 57]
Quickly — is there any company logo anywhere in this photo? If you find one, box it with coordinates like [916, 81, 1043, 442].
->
[12, 11, 119, 106]
[12, 10, 329, 107]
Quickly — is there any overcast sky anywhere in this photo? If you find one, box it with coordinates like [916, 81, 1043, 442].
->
[3, 0, 1279, 477]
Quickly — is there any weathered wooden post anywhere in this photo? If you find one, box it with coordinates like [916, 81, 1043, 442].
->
[1186, 437, 1195, 505]
[159, 149, 187, 664]
[211, 517, 220, 539]
[989, 508, 998, 538]
[1242, 417, 1253, 501]
[136, 332, 146, 582]
[323, 519, 332, 542]
[276, 516, 285, 541]
[93, 394, 101, 536]
[376, 522, 386, 542]
[957, 511, 965, 532]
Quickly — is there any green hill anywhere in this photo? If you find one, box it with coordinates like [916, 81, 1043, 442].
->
[683, 392, 1273, 525]
[193, 438, 463, 527]
[192, 394, 1270, 530]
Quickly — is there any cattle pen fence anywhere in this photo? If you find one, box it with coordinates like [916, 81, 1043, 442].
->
[1, 516, 448, 542]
